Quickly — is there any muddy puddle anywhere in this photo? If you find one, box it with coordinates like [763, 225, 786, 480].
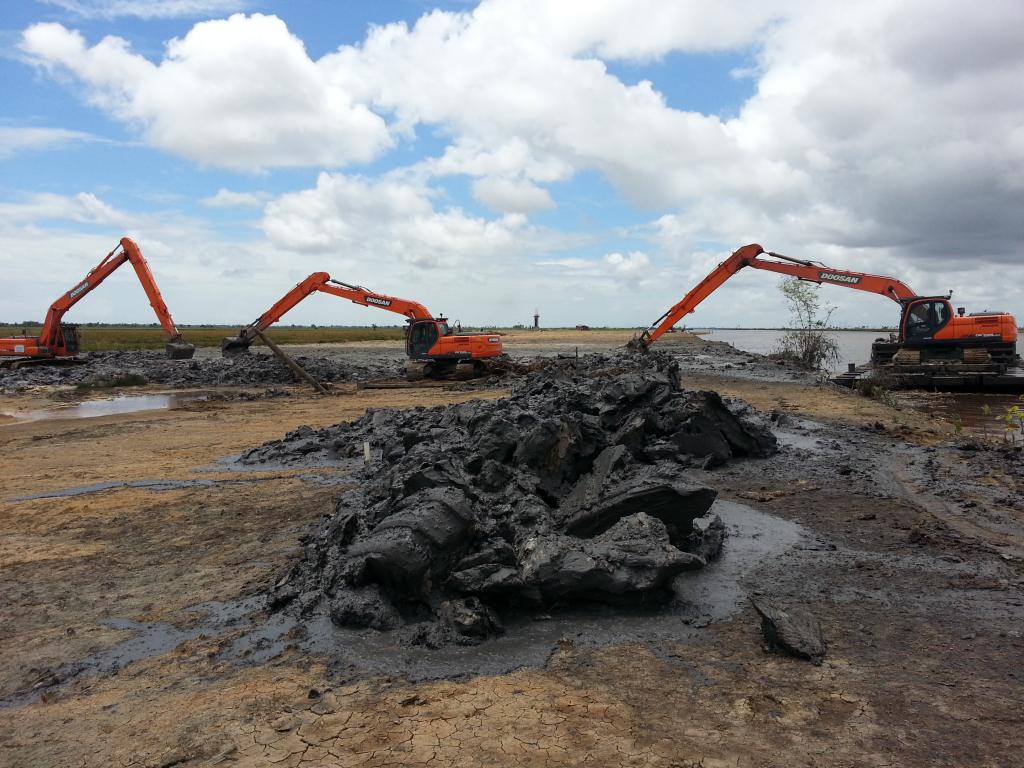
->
[1, 501, 805, 707]
[899, 391, 1024, 441]
[1, 392, 210, 423]
[7, 471, 352, 502]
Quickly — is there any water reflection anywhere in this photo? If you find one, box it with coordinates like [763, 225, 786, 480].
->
[4, 393, 209, 422]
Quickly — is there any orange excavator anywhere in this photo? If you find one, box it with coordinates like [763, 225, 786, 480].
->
[637, 244, 1018, 371]
[0, 237, 194, 366]
[221, 272, 503, 380]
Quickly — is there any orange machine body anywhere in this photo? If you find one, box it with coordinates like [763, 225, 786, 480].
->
[918, 307, 1017, 345]
[223, 273, 502, 366]
[0, 237, 193, 361]
[639, 243, 1017, 367]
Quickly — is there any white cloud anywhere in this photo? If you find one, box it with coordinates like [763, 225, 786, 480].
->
[39, 0, 245, 20]
[0, 126, 97, 158]
[471, 176, 555, 213]
[13, 1, 1024, 327]
[201, 188, 266, 209]
[20, 15, 392, 170]
[603, 250, 650, 278]
[262, 172, 532, 269]
[0, 192, 126, 226]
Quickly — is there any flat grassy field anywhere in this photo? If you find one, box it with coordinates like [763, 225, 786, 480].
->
[0, 325, 652, 352]
[0, 325, 408, 351]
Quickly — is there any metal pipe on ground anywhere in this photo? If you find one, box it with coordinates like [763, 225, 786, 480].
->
[254, 330, 330, 396]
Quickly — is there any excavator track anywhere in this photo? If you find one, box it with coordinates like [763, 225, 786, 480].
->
[405, 360, 429, 381]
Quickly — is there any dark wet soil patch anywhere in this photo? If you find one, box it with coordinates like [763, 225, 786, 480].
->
[0, 349, 399, 392]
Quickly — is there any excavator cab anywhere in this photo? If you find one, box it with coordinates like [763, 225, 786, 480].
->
[902, 298, 952, 341]
[59, 323, 81, 355]
[406, 319, 441, 358]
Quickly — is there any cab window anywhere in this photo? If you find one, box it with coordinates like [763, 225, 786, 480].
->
[408, 321, 440, 355]
[905, 300, 950, 339]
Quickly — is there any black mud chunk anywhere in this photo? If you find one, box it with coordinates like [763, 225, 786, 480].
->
[751, 599, 826, 664]
[391, 457, 472, 498]
[268, 578, 300, 609]
[438, 597, 503, 642]
[344, 488, 476, 595]
[473, 418, 519, 463]
[559, 445, 629, 516]
[514, 417, 605, 494]
[325, 507, 364, 548]
[477, 459, 513, 492]
[519, 513, 704, 602]
[446, 562, 524, 596]
[670, 391, 777, 466]
[329, 586, 401, 631]
[683, 514, 727, 561]
[564, 474, 717, 541]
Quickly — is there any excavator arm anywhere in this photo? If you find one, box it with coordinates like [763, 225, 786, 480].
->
[1, 237, 194, 360]
[316, 279, 432, 320]
[638, 244, 917, 346]
[222, 273, 435, 355]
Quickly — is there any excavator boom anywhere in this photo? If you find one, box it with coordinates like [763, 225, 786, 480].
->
[638, 244, 916, 346]
[222, 273, 435, 355]
[0, 237, 194, 360]
[317, 280, 432, 320]
[637, 243, 1018, 377]
[222, 272, 503, 381]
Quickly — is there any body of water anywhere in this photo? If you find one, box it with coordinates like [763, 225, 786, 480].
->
[701, 328, 886, 372]
[701, 328, 1023, 441]
[2, 392, 209, 423]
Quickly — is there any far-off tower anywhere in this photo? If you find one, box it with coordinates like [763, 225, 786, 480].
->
[533, 308, 540, 330]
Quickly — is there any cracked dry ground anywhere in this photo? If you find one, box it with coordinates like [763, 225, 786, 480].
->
[2, 372, 1023, 767]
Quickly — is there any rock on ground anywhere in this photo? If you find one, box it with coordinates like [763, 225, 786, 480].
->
[751, 599, 827, 663]
[260, 349, 777, 646]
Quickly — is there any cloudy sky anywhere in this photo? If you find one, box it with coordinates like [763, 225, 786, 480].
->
[2, 0, 1021, 329]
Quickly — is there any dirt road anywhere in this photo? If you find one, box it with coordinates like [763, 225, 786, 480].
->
[2, 332, 1022, 767]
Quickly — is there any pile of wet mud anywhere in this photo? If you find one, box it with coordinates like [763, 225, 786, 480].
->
[671, 337, 814, 383]
[251, 350, 778, 647]
[0, 350, 399, 392]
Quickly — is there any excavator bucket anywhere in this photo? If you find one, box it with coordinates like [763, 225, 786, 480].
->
[220, 336, 252, 357]
[165, 341, 196, 360]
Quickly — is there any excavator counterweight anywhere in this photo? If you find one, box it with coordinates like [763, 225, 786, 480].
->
[637, 244, 1018, 375]
[0, 238, 194, 365]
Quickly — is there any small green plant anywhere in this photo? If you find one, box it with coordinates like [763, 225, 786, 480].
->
[772, 278, 841, 372]
[871, 385, 898, 407]
[855, 379, 898, 407]
[1003, 398, 1024, 446]
[953, 414, 963, 435]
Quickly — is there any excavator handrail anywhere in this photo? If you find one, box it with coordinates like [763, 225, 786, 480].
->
[327, 278, 367, 292]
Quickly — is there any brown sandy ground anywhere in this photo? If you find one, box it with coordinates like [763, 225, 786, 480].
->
[1, 336, 1021, 767]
